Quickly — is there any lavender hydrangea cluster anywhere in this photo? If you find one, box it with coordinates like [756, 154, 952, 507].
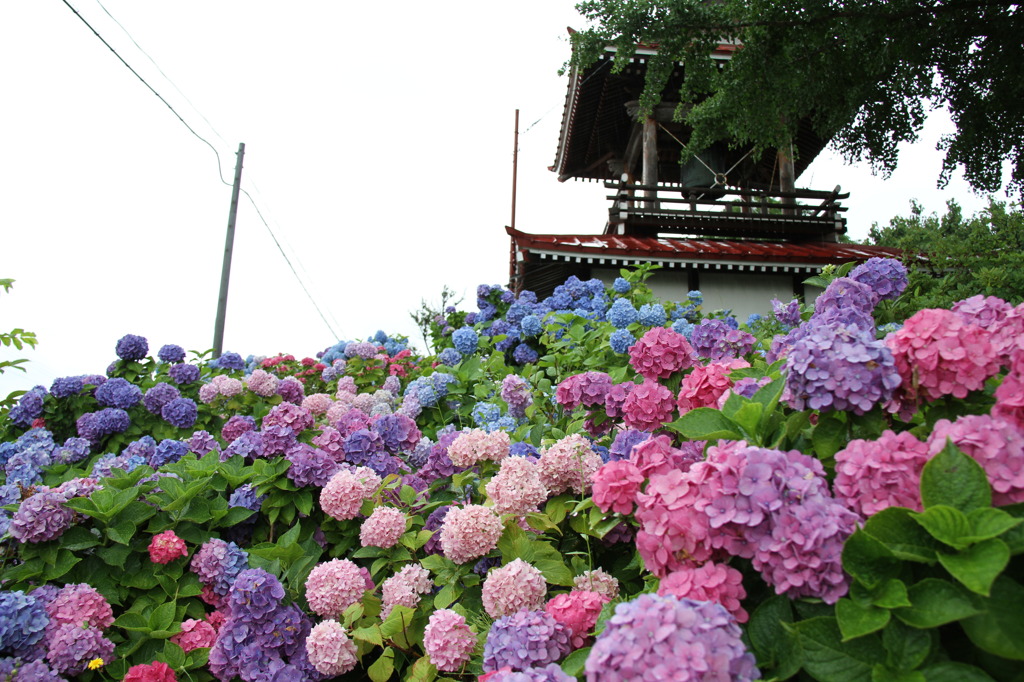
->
[483, 610, 572, 672]
[168, 363, 200, 385]
[143, 382, 181, 414]
[49, 376, 85, 399]
[437, 347, 462, 366]
[161, 397, 198, 429]
[849, 257, 908, 301]
[7, 387, 46, 429]
[191, 538, 250, 597]
[585, 595, 758, 681]
[9, 491, 76, 543]
[0, 591, 48, 657]
[76, 408, 130, 442]
[690, 318, 755, 361]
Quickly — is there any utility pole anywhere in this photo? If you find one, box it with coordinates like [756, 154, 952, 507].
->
[213, 143, 245, 358]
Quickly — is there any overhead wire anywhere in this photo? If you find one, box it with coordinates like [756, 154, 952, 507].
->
[61, 0, 343, 340]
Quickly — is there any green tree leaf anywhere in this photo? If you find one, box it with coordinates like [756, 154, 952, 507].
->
[669, 407, 743, 441]
[837, 598, 891, 641]
[894, 578, 982, 628]
[961, 576, 1024, 660]
[793, 616, 885, 682]
[937, 538, 1010, 596]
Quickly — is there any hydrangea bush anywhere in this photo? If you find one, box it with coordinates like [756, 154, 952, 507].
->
[0, 257, 1022, 681]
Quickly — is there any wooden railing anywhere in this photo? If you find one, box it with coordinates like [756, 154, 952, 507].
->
[604, 180, 849, 241]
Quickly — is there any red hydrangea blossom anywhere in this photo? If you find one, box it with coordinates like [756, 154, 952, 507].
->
[545, 590, 610, 648]
[677, 360, 748, 413]
[148, 530, 188, 564]
[123, 661, 177, 682]
[621, 380, 676, 432]
[658, 561, 748, 623]
[592, 460, 644, 515]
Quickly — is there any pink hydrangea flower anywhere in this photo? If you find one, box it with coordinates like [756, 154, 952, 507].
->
[305, 559, 368, 619]
[537, 434, 603, 495]
[245, 369, 279, 397]
[629, 434, 700, 478]
[952, 295, 1024, 366]
[439, 505, 503, 564]
[448, 429, 511, 467]
[485, 456, 549, 515]
[170, 618, 217, 652]
[262, 402, 314, 434]
[928, 414, 1024, 506]
[320, 467, 381, 520]
[46, 583, 114, 629]
[886, 308, 1001, 415]
[305, 620, 359, 677]
[628, 327, 697, 380]
[381, 563, 433, 618]
[592, 460, 644, 515]
[573, 568, 620, 600]
[677, 360, 748, 413]
[834, 430, 930, 516]
[148, 530, 188, 564]
[423, 609, 476, 673]
[545, 590, 610, 648]
[658, 561, 748, 623]
[994, 347, 1024, 428]
[634, 468, 713, 576]
[621, 379, 676, 432]
[482, 558, 548, 618]
[555, 372, 614, 410]
[198, 383, 219, 404]
[360, 506, 406, 548]
[123, 661, 177, 682]
[302, 393, 334, 415]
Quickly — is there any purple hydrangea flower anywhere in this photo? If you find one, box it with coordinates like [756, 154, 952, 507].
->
[228, 484, 266, 511]
[227, 568, 285, 621]
[168, 363, 200, 385]
[8, 387, 46, 429]
[188, 430, 221, 456]
[123, 436, 157, 461]
[483, 610, 572, 672]
[115, 333, 149, 361]
[691, 318, 755, 361]
[771, 298, 803, 328]
[223, 431, 263, 461]
[513, 344, 539, 365]
[372, 414, 421, 454]
[849, 257, 908, 301]
[143, 382, 181, 415]
[276, 378, 304, 404]
[212, 351, 245, 371]
[45, 623, 115, 676]
[157, 344, 186, 363]
[76, 408, 130, 442]
[438, 347, 463, 366]
[149, 439, 189, 468]
[94, 377, 142, 410]
[9, 491, 76, 543]
[586, 595, 758, 681]
[161, 398, 198, 429]
[609, 429, 650, 461]
[285, 443, 339, 487]
[49, 376, 85, 399]
[191, 538, 249, 596]
[5, 445, 51, 487]
[258, 425, 297, 458]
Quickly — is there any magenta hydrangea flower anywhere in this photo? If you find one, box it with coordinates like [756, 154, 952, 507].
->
[320, 467, 381, 520]
[592, 460, 644, 515]
[657, 561, 748, 623]
[171, 618, 217, 652]
[585, 594, 758, 681]
[484, 610, 572, 672]
[148, 530, 188, 564]
[482, 558, 548, 618]
[263, 402, 314, 435]
[305, 559, 368, 619]
[677, 360, 747, 413]
[555, 372, 614, 411]
[621, 380, 676, 432]
[380, 563, 433, 617]
[928, 414, 1024, 506]
[448, 429, 510, 467]
[628, 434, 701, 478]
[537, 434, 603, 495]
[485, 456, 549, 515]
[305, 620, 358, 677]
[439, 505, 503, 564]
[545, 590, 610, 648]
[834, 430, 930, 516]
[994, 348, 1024, 428]
[635, 468, 713, 576]
[359, 506, 406, 548]
[424, 608, 476, 673]
[628, 327, 697, 380]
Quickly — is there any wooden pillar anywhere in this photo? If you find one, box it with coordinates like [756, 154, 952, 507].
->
[642, 117, 658, 209]
[778, 141, 795, 215]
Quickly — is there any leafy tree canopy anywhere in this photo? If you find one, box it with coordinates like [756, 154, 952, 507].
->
[570, 0, 1023, 195]
[868, 199, 1024, 314]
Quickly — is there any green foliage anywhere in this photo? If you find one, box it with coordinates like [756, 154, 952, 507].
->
[0, 278, 38, 411]
[868, 200, 1024, 316]
[571, 0, 1024, 195]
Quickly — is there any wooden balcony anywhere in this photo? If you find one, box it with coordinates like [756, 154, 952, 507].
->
[604, 181, 848, 242]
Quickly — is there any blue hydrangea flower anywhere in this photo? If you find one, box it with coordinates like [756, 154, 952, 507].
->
[95, 377, 142, 410]
[520, 314, 543, 337]
[638, 303, 666, 326]
[150, 439, 189, 468]
[49, 376, 85, 399]
[612, 277, 631, 293]
[687, 290, 703, 305]
[608, 299, 639, 329]
[168, 363, 200, 385]
[115, 334, 149, 361]
[161, 398, 198, 429]
[452, 328, 479, 355]
[472, 402, 502, 427]
[211, 352, 245, 371]
[746, 313, 763, 327]
[672, 319, 695, 338]
[437, 347, 462, 366]
[512, 343, 538, 365]
[0, 591, 49, 656]
[609, 329, 635, 354]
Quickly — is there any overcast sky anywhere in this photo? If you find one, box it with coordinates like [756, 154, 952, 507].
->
[0, 1, 1011, 398]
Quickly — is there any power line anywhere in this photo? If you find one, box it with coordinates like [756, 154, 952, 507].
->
[61, 0, 342, 342]
[59, 0, 232, 186]
[92, 0, 232, 151]
[240, 188, 340, 340]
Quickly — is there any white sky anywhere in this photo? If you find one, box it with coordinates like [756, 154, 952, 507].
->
[0, 1, 1011, 398]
